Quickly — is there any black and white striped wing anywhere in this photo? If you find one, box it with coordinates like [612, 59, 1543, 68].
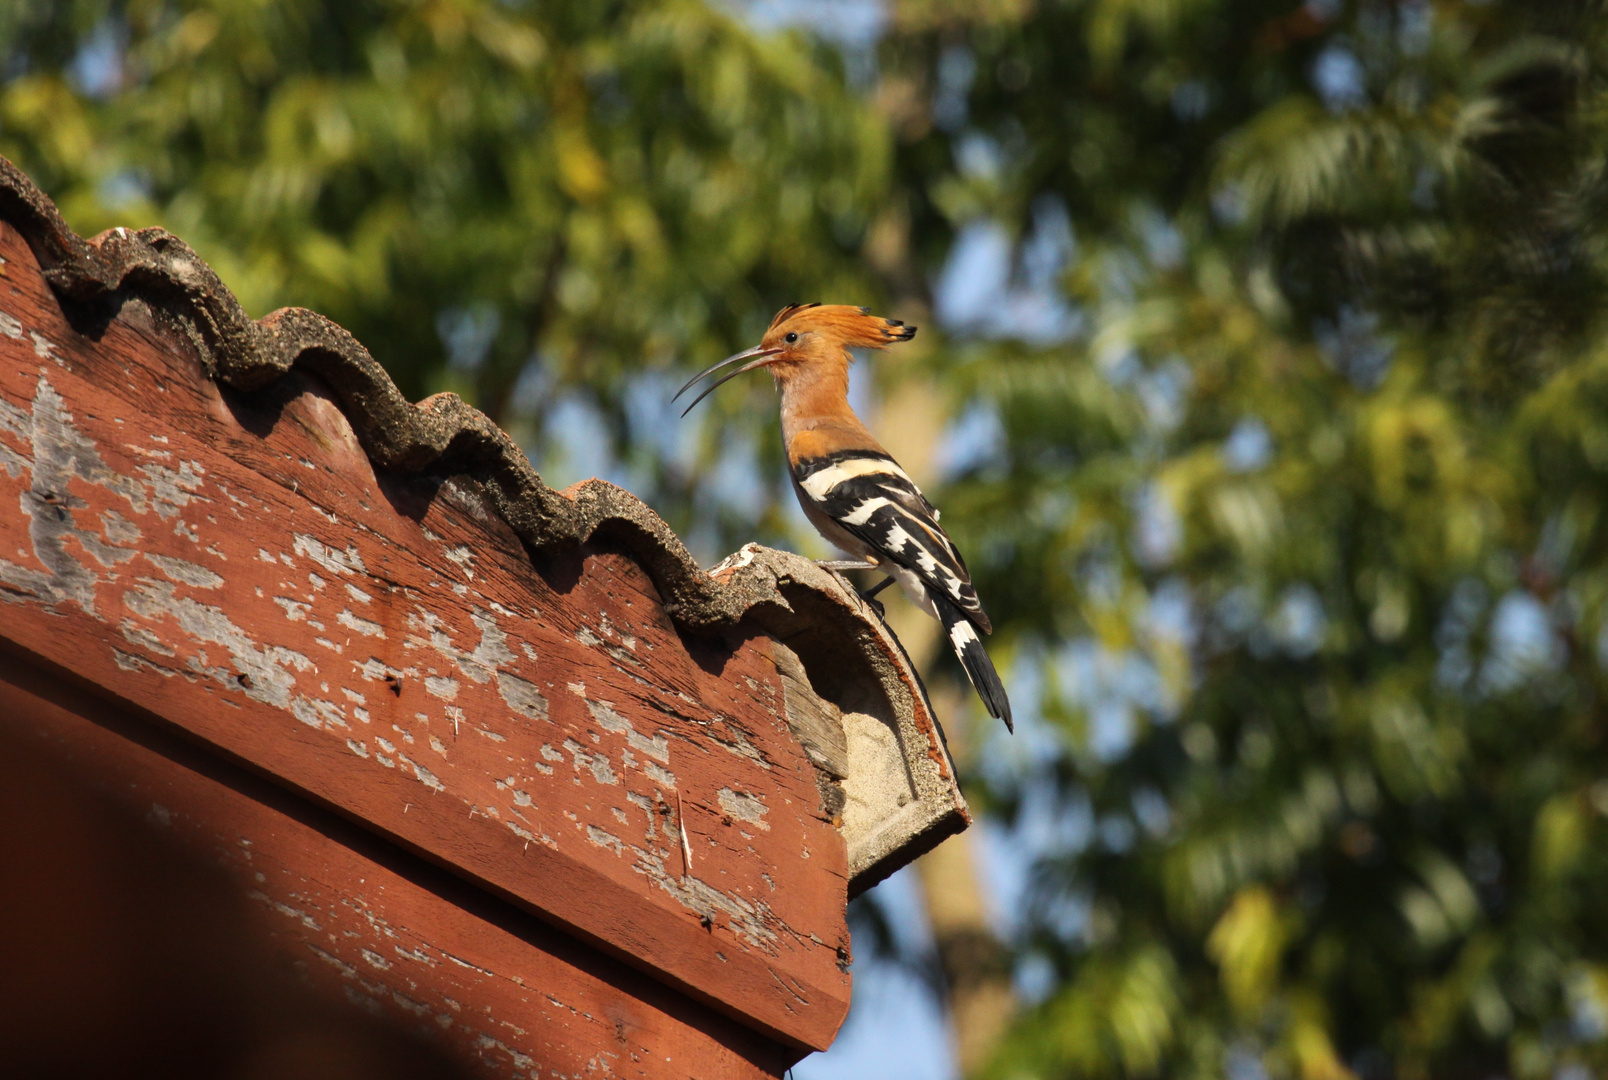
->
[793, 451, 991, 633]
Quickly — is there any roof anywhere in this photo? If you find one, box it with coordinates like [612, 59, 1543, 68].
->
[0, 154, 966, 1065]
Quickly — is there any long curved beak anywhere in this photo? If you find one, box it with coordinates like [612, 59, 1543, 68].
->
[672, 345, 783, 417]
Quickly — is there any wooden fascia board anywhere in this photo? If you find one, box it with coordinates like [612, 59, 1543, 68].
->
[0, 154, 968, 1051]
[0, 646, 800, 1080]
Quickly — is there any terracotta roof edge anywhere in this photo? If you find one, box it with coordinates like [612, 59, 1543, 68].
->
[0, 154, 756, 631]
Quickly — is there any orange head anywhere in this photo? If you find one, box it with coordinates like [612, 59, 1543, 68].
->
[673, 303, 917, 415]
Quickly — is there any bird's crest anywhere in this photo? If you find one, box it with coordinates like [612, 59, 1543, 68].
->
[767, 303, 917, 349]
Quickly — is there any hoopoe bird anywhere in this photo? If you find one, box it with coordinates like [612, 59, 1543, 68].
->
[675, 303, 1012, 731]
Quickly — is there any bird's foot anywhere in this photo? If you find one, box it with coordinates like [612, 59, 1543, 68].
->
[815, 559, 875, 572]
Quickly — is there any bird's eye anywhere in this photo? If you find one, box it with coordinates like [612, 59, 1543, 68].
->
[784, 332, 799, 344]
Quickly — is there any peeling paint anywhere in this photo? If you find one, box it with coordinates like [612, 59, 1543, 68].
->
[101, 509, 140, 543]
[293, 532, 366, 576]
[137, 459, 207, 519]
[407, 605, 550, 724]
[597, 612, 636, 651]
[290, 696, 347, 732]
[113, 648, 178, 677]
[443, 544, 476, 580]
[583, 697, 670, 764]
[308, 945, 359, 979]
[468, 609, 516, 672]
[496, 671, 548, 722]
[390, 992, 431, 1017]
[400, 754, 446, 792]
[143, 552, 224, 590]
[30, 330, 60, 364]
[718, 788, 771, 831]
[246, 890, 324, 932]
[587, 825, 623, 854]
[273, 597, 309, 621]
[0, 375, 149, 612]
[123, 579, 320, 715]
[562, 738, 618, 786]
[635, 850, 782, 953]
[472, 1034, 534, 1073]
[337, 608, 386, 638]
[119, 618, 175, 656]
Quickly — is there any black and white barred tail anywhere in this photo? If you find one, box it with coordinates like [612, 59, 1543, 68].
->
[933, 592, 1012, 732]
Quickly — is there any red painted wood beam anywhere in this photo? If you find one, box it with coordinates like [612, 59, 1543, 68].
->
[0, 203, 848, 1050]
[0, 644, 799, 1079]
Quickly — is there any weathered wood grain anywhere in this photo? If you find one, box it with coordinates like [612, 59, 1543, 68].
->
[0, 644, 800, 1080]
[0, 218, 848, 1049]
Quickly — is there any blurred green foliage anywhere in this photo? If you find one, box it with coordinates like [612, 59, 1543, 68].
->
[8, 1, 1608, 1078]
[898, 2, 1608, 1079]
[0, 0, 891, 548]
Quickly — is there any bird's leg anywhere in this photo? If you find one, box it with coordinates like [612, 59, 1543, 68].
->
[861, 575, 895, 600]
[855, 575, 897, 619]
